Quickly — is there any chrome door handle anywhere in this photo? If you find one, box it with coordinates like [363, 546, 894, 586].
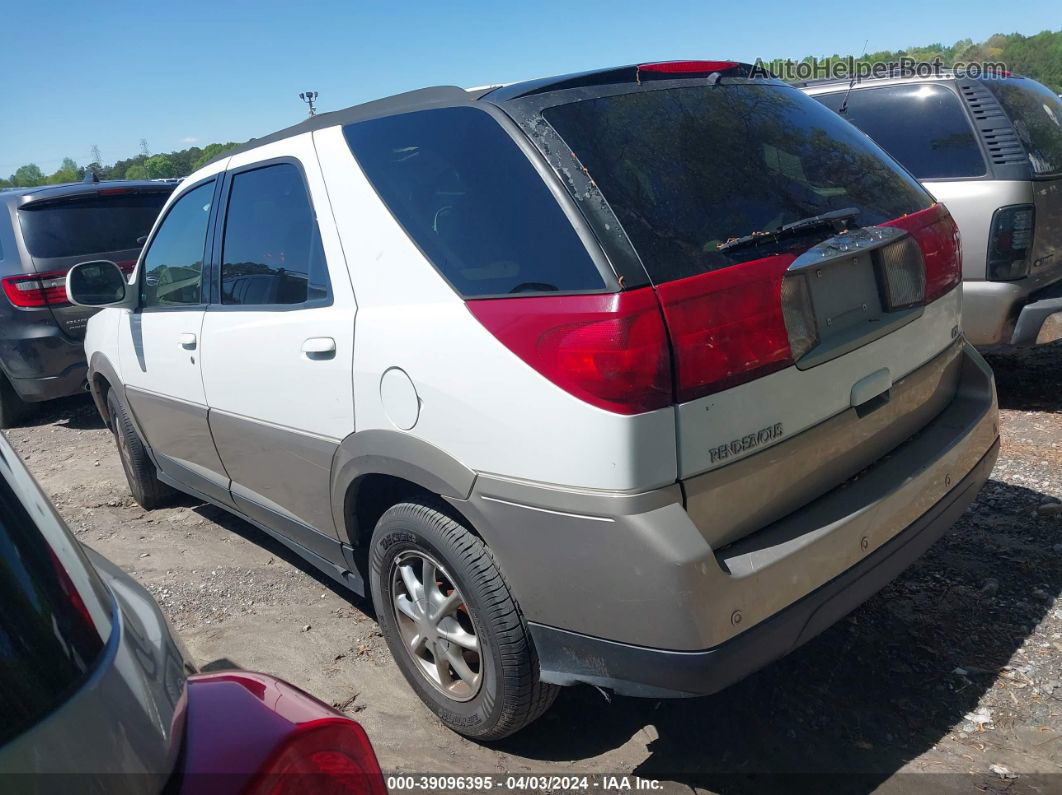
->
[302, 337, 336, 358]
[178, 333, 197, 349]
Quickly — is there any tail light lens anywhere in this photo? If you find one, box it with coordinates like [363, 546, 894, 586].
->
[246, 717, 386, 795]
[2, 269, 69, 308]
[655, 253, 795, 402]
[176, 673, 386, 795]
[780, 273, 818, 359]
[877, 235, 926, 310]
[986, 204, 1034, 281]
[466, 289, 672, 415]
[883, 204, 961, 302]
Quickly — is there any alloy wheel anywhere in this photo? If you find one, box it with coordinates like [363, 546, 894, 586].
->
[389, 550, 483, 702]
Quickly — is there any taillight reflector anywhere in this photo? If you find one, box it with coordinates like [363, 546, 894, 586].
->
[639, 60, 739, 74]
[466, 288, 672, 415]
[2, 270, 69, 308]
[883, 204, 961, 302]
[877, 235, 926, 310]
[986, 204, 1034, 281]
[656, 253, 796, 402]
[246, 717, 386, 795]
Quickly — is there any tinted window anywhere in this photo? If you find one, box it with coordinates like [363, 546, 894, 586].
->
[984, 78, 1062, 176]
[18, 192, 170, 259]
[815, 84, 986, 179]
[344, 107, 604, 296]
[140, 181, 214, 307]
[543, 84, 932, 284]
[221, 163, 329, 306]
[0, 456, 105, 746]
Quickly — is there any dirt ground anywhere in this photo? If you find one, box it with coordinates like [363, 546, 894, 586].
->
[5, 343, 1061, 793]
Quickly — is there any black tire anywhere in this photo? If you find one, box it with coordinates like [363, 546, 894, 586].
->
[370, 500, 558, 740]
[0, 373, 30, 429]
[106, 389, 174, 509]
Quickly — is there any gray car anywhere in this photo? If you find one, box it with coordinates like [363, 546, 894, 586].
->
[0, 180, 174, 427]
[0, 431, 384, 794]
[802, 70, 1062, 348]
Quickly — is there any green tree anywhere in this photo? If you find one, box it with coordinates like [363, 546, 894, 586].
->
[45, 157, 81, 184]
[13, 164, 44, 187]
[144, 154, 177, 179]
[192, 142, 236, 171]
[125, 163, 149, 180]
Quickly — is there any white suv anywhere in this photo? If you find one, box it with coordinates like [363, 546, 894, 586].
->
[70, 61, 1000, 739]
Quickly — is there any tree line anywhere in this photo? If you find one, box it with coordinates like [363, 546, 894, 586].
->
[783, 29, 1061, 91]
[0, 142, 236, 189]
[2, 28, 1059, 189]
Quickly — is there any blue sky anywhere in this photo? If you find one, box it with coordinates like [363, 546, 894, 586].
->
[1, 0, 1058, 174]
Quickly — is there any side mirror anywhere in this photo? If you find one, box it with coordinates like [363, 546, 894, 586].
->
[66, 260, 134, 308]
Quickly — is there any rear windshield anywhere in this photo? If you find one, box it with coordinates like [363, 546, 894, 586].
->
[344, 107, 605, 296]
[814, 83, 986, 180]
[983, 78, 1062, 176]
[542, 83, 933, 284]
[18, 191, 170, 259]
[0, 462, 105, 746]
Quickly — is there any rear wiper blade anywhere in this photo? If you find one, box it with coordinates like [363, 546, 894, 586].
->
[718, 207, 861, 254]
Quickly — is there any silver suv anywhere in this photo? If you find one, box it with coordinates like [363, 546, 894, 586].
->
[803, 71, 1062, 348]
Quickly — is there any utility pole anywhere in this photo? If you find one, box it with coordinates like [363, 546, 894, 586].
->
[140, 139, 150, 157]
[90, 144, 103, 165]
[299, 91, 319, 118]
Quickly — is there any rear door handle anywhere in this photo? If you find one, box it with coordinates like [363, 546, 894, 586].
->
[178, 333, 197, 349]
[302, 337, 336, 359]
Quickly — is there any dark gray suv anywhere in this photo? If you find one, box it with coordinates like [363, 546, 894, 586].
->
[0, 180, 174, 426]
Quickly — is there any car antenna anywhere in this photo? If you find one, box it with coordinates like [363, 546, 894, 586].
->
[838, 39, 869, 115]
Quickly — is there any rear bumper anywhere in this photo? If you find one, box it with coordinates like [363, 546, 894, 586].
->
[0, 313, 87, 401]
[963, 277, 1062, 347]
[1009, 278, 1062, 346]
[529, 438, 998, 698]
[455, 342, 998, 694]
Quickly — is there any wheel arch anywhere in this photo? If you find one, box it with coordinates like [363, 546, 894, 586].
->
[331, 430, 478, 549]
[87, 352, 120, 425]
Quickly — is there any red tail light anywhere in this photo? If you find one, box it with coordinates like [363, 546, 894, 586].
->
[2, 269, 69, 308]
[639, 60, 739, 74]
[466, 289, 672, 414]
[656, 253, 796, 402]
[176, 672, 385, 795]
[883, 204, 961, 302]
[246, 717, 386, 795]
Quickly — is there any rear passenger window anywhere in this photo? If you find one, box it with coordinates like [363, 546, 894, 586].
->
[220, 163, 330, 306]
[815, 84, 986, 179]
[984, 78, 1062, 176]
[344, 107, 605, 297]
[141, 181, 214, 307]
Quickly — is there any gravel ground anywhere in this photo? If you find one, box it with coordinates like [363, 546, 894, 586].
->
[5, 342, 1060, 793]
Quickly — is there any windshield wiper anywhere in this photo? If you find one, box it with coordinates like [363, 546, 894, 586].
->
[717, 207, 861, 254]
